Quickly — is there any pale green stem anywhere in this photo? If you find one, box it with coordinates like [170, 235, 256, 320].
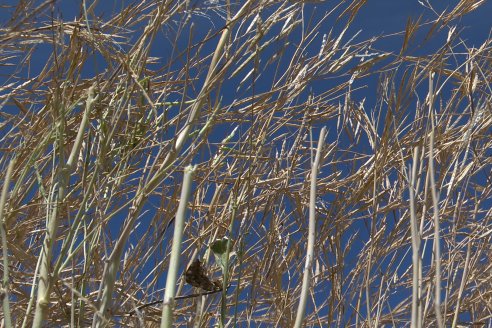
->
[219, 204, 237, 328]
[294, 127, 326, 328]
[160, 165, 196, 328]
[0, 157, 16, 328]
[32, 86, 95, 327]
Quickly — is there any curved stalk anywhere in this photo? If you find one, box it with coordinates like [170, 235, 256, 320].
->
[294, 127, 326, 328]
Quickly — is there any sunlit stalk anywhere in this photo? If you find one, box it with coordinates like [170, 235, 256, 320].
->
[427, 72, 444, 328]
[294, 127, 326, 328]
[160, 165, 195, 328]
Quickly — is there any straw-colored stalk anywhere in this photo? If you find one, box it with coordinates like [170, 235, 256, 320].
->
[427, 72, 444, 328]
[409, 146, 422, 328]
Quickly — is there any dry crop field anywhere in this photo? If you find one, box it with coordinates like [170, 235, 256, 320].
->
[0, 0, 491, 327]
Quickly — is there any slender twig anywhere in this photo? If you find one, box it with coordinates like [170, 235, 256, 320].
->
[127, 287, 225, 317]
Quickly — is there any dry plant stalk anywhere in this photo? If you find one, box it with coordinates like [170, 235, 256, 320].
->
[0, 0, 491, 327]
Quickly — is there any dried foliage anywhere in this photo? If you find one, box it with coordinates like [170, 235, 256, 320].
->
[0, 0, 491, 327]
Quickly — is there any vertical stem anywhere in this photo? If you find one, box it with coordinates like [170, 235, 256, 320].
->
[294, 127, 326, 328]
[451, 242, 471, 328]
[409, 146, 422, 328]
[160, 165, 196, 328]
[32, 109, 68, 327]
[232, 239, 244, 327]
[32, 86, 94, 327]
[0, 158, 16, 328]
[428, 72, 444, 328]
[219, 205, 236, 328]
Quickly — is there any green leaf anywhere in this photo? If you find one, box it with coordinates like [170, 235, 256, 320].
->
[210, 237, 233, 272]
[211, 237, 229, 255]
